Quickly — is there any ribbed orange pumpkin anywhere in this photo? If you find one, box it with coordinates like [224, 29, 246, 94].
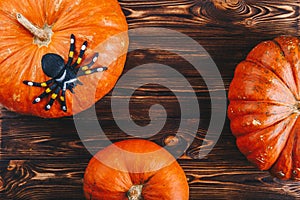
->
[0, 0, 128, 118]
[228, 35, 300, 180]
[83, 139, 189, 200]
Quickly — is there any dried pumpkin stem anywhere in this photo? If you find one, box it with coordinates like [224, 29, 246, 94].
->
[16, 13, 48, 41]
[127, 185, 143, 200]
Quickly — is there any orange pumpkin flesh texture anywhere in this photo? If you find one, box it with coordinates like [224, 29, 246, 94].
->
[228, 35, 300, 180]
[83, 139, 189, 200]
[0, 0, 128, 118]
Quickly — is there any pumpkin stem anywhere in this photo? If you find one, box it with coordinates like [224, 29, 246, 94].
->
[16, 13, 53, 46]
[127, 185, 143, 200]
[297, 102, 300, 109]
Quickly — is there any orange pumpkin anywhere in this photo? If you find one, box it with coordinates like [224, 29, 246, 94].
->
[83, 139, 189, 200]
[228, 35, 300, 180]
[0, 0, 128, 118]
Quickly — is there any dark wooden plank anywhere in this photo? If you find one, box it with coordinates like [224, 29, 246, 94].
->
[0, 159, 87, 200]
[1, 107, 299, 199]
[1, 0, 300, 199]
[0, 158, 299, 200]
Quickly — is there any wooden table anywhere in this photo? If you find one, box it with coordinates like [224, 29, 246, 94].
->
[1, 0, 300, 199]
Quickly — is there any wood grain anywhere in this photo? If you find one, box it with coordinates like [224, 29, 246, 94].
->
[1, 0, 300, 199]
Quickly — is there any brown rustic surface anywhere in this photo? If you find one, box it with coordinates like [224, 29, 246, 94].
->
[1, 0, 300, 199]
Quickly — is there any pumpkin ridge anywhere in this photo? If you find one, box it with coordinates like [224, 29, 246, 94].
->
[47, 35, 69, 50]
[229, 61, 296, 104]
[129, 172, 154, 186]
[227, 101, 296, 126]
[231, 111, 297, 137]
[230, 112, 294, 130]
[56, 26, 125, 36]
[290, 122, 298, 179]
[48, 3, 84, 30]
[246, 39, 299, 98]
[228, 110, 300, 137]
[0, 44, 42, 90]
[292, 127, 300, 179]
[237, 114, 298, 170]
[244, 58, 298, 100]
[0, 42, 33, 67]
[16, 46, 40, 87]
[264, 113, 298, 133]
[21, 47, 49, 97]
[51, 2, 126, 33]
[270, 117, 299, 179]
[228, 99, 295, 107]
[272, 38, 300, 100]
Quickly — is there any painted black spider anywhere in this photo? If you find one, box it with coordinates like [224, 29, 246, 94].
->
[23, 34, 107, 112]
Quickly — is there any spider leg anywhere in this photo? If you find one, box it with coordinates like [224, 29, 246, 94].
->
[77, 66, 108, 77]
[23, 79, 55, 87]
[77, 53, 99, 73]
[63, 78, 78, 92]
[66, 34, 76, 67]
[45, 86, 61, 111]
[60, 90, 67, 112]
[33, 83, 58, 104]
[71, 40, 88, 69]
[77, 53, 108, 77]
[76, 79, 83, 85]
[59, 78, 79, 112]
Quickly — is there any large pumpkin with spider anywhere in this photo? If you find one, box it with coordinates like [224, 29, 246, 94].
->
[228, 35, 300, 180]
[0, 0, 128, 118]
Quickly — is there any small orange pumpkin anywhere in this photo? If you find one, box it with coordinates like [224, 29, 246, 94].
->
[83, 139, 189, 200]
[228, 35, 300, 180]
[0, 0, 128, 118]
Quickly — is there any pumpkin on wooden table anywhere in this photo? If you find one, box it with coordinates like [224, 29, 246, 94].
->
[83, 139, 189, 200]
[0, 0, 128, 118]
[228, 35, 300, 180]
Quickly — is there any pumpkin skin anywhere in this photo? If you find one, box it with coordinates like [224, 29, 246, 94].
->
[83, 139, 189, 200]
[228, 35, 300, 180]
[0, 0, 128, 118]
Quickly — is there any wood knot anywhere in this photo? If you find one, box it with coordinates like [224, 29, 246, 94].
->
[163, 135, 180, 147]
[243, 18, 256, 27]
[7, 160, 25, 171]
[212, 0, 241, 10]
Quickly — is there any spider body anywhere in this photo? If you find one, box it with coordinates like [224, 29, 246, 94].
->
[41, 53, 80, 93]
[42, 53, 66, 78]
[23, 34, 107, 112]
